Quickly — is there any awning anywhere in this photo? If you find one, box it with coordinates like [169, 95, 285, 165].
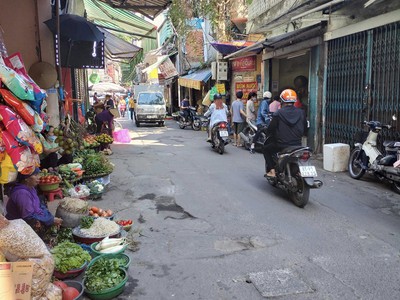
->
[99, 28, 142, 61]
[178, 69, 211, 90]
[95, 0, 171, 20]
[83, 0, 156, 38]
[211, 40, 257, 56]
[224, 23, 325, 59]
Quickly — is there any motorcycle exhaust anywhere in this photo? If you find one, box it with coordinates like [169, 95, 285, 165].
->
[239, 132, 249, 143]
[310, 180, 323, 189]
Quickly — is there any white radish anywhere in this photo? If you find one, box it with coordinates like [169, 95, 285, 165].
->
[99, 244, 126, 254]
[95, 237, 126, 251]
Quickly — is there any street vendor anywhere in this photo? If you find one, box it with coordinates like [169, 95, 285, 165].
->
[5, 168, 62, 240]
[39, 126, 61, 169]
[94, 102, 114, 135]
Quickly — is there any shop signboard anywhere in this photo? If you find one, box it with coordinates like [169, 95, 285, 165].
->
[232, 56, 256, 72]
[215, 83, 226, 95]
[235, 81, 258, 99]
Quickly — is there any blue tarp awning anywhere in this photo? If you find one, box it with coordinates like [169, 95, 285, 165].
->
[178, 69, 211, 90]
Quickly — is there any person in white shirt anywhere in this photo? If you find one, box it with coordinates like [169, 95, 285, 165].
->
[204, 94, 229, 142]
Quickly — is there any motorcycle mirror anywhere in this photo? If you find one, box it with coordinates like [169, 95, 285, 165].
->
[392, 115, 397, 121]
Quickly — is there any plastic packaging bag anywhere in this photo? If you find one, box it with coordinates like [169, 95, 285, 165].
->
[0, 88, 35, 125]
[68, 184, 90, 198]
[0, 62, 35, 101]
[0, 153, 18, 184]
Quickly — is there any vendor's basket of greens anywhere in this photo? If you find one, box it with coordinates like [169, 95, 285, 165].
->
[51, 241, 91, 279]
[83, 258, 128, 300]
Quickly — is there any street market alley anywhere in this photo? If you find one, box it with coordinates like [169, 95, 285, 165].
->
[101, 118, 400, 300]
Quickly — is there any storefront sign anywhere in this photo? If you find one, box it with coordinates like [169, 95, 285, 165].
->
[235, 81, 258, 99]
[215, 83, 226, 95]
[232, 56, 256, 72]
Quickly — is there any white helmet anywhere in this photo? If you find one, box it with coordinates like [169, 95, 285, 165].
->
[263, 91, 272, 98]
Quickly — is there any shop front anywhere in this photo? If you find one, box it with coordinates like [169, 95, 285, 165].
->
[231, 55, 262, 101]
[178, 69, 212, 109]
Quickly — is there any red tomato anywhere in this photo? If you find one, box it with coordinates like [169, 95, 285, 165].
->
[62, 287, 80, 300]
[128, 220, 132, 225]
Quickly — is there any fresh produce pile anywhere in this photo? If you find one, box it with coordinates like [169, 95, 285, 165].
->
[56, 228, 74, 244]
[84, 258, 125, 292]
[59, 197, 89, 214]
[83, 135, 100, 148]
[80, 216, 94, 229]
[89, 206, 113, 218]
[58, 163, 82, 182]
[81, 152, 114, 177]
[51, 241, 91, 273]
[39, 174, 61, 185]
[96, 133, 114, 144]
[87, 180, 104, 194]
[76, 217, 120, 237]
[116, 220, 133, 227]
[94, 236, 128, 254]
[54, 127, 81, 155]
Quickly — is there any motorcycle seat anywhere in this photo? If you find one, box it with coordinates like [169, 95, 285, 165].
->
[383, 141, 400, 148]
[278, 146, 312, 155]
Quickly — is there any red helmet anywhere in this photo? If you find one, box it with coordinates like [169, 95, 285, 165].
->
[280, 89, 297, 103]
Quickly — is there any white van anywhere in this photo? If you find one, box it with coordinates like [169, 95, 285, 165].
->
[134, 91, 166, 127]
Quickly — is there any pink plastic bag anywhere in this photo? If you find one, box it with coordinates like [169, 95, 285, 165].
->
[113, 129, 131, 143]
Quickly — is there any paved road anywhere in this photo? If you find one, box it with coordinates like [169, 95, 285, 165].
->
[105, 118, 400, 300]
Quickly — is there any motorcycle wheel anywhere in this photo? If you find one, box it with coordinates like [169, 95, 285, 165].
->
[288, 174, 309, 208]
[348, 148, 366, 179]
[242, 127, 252, 150]
[218, 142, 225, 155]
[178, 117, 185, 129]
[192, 119, 201, 131]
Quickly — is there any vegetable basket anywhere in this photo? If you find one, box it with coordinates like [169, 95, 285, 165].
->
[38, 182, 60, 192]
[83, 268, 128, 300]
[72, 226, 121, 245]
[62, 280, 84, 300]
[87, 253, 131, 270]
[53, 261, 88, 280]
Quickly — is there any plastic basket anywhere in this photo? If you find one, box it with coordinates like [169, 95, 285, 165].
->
[113, 129, 131, 143]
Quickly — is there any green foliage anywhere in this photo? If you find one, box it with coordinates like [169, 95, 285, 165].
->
[84, 259, 125, 292]
[80, 216, 94, 229]
[51, 242, 91, 273]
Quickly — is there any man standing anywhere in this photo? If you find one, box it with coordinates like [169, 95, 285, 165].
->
[263, 89, 307, 177]
[250, 91, 271, 154]
[246, 92, 257, 123]
[230, 91, 246, 147]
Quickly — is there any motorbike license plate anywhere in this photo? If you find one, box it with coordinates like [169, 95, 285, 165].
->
[219, 130, 228, 137]
[299, 166, 318, 177]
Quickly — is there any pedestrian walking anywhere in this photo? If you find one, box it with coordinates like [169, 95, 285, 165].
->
[230, 91, 246, 147]
[128, 95, 135, 121]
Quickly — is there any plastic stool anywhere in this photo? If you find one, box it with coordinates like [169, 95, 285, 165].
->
[42, 188, 63, 202]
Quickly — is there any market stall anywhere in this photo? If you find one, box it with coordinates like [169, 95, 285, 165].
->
[0, 50, 133, 300]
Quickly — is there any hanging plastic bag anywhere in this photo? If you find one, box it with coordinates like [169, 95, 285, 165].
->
[0, 88, 35, 125]
[0, 63, 34, 101]
[1, 129, 40, 175]
[0, 104, 43, 154]
[0, 153, 17, 183]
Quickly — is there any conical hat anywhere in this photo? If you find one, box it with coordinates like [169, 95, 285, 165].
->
[28, 61, 57, 89]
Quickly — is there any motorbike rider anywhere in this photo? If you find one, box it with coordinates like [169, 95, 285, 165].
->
[180, 97, 190, 123]
[204, 93, 229, 142]
[249, 91, 272, 154]
[263, 89, 307, 177]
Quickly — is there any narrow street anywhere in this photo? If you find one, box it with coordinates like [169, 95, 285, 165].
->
[101, 119, 400, 300]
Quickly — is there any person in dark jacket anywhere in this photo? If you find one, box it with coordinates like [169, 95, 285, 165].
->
[263, 89, 307, 177]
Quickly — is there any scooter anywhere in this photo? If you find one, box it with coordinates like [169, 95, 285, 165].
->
[178, 107, 202, 131]
[266, 143, 323, 208]
[208, 121, 230, 155]
[348, 118, 400, 193]
[239, 119, 269, 152]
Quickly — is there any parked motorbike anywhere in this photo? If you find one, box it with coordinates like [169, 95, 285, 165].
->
[178, 107, 202, 131]
[266, 144, 323, 208]
[239, 119, 269, 152]
[208, 121, 230, 155]
[348, 118, 400, 193]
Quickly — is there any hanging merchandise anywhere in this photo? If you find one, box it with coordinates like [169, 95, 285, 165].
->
[0, 154, 17, 184]
[0, 63, 35, 101]
[3, 53, 46, 112]
[0, 89, 35, 125]
[0, 105, 43, 154]
[1, 130, 40, 175]
[32, 110, 44, 133]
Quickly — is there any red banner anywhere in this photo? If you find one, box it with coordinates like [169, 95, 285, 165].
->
[232, 56, 256, 72]
[235, 82, 257, 99]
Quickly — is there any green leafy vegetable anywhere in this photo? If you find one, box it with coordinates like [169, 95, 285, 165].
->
[56, 228, 74, 244]
[84, 259, 125, 292]
[51, 241, 91, 273]
[80, 216, 94, 229]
